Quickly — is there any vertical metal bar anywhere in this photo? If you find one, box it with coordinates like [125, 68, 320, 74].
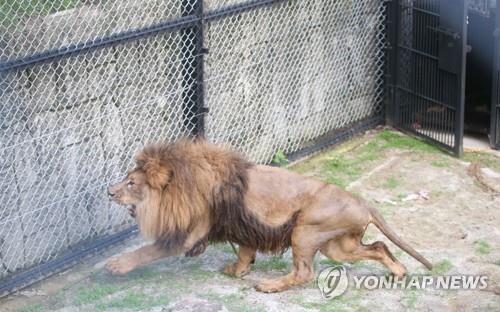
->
[454, 0, 467, 156]
[385, 0, 400, 126]
[182, 0, 207, 137]
[194, 0, 207, 137]
[490, 0, 500, 149]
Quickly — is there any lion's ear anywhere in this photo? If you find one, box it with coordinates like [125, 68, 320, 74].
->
[144, 158, 170, 189]
[136, 150, 171, 190]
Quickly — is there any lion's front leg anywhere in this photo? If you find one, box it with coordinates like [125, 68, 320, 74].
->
[256, 227, 317, 293]
[224, 245, 256, 278]
[106, 243, 172, 275]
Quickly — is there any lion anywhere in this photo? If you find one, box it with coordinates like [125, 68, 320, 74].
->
[106, 139, 432, 293]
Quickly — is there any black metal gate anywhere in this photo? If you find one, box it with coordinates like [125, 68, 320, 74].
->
[387, 0, 468, 155]
[491, 0, 500, 148]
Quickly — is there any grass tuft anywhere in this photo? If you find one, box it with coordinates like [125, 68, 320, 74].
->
[319, 258, 342, 266]
[95, 291, 167, 311]
[378, 130, 438, 153]
[253, 256, 288, 271]
[16, 304, 43, 312]
[383, 176, 399, 189]
[272, 150, 289, 167]
[74, 284, 121, 306]
[431, 160, 451, 168]
[431, 259, 453, 275]
[475, 240, 492, 255]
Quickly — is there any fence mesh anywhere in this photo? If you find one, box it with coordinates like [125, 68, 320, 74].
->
[0, 1, 189, 63]
[205, 0, 386, 163]
[0, 0, 385, 294]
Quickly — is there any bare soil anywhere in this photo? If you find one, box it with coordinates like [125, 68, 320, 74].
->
[1, 129, 499, 312]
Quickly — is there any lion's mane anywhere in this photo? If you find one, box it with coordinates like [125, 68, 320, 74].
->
[134, 139, 297, 254]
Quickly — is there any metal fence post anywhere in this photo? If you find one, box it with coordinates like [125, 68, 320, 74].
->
[384, 0, 398, 126]
[182, 0, 207, 138]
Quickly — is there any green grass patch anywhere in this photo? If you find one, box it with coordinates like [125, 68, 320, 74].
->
[324, 155, 362, 188]
[319, 258, 342, 266]
[16, 304, 43, 312]
[190, 266, 217, 281]
[254, 256, 289, 272]
[213, 243, 237, 254]
[495, 260, 500, 267]
[431, 259, 453, 275]
[377, 130, 438, 153]
[125, 267, 159, 283]
[323, 142, 382, 188]
[431, 160, 451, 168]
[383, 176, 399, 190]
[291, 136, 368, 174]
[272, 150, 289, 167]
[319, 130, 436, 188]
[402, 290, 419, 310]
[95, 291, 167, 311]
[74, 284, 122, 306]
[475, 240, 492, 255]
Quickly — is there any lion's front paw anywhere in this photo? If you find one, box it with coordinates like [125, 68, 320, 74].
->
[106, 255, 136, 275]
[223, 263, 250, 278]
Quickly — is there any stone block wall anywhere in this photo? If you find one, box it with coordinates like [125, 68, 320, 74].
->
[204, 0, 385, 163]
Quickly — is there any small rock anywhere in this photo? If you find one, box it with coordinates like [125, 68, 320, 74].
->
[401, 190, 430, 202]
[417, 190, 430, 200]
[402, 193, 420, 202]
[382, 198, 397, 205]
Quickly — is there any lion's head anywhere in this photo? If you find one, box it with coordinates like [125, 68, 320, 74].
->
[107, 139, 243, 243]
[107, 170, 149, 207]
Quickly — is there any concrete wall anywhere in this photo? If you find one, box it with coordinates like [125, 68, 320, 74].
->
[204, 0, 385, 163]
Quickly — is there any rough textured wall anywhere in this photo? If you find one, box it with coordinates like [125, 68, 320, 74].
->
[204, 0, 385, 163]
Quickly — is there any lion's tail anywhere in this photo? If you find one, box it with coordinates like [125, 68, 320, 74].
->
[369, 207, 433, 270]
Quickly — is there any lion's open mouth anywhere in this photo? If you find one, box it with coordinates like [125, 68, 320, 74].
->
[128, 205, 137, 218]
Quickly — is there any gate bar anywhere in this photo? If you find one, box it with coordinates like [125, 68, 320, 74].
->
[385, 0, 399, 126]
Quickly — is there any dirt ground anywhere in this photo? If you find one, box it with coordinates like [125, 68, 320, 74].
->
[1, 129, 499, 312]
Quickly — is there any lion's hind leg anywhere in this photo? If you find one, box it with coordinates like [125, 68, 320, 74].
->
[320, 234, 407, 277]
[223, 245, 256, 278]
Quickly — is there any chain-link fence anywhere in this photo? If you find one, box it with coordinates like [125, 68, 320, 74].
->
[0, 0, 386, 296]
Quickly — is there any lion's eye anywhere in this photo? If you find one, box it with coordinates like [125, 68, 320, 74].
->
[127, 181, 135, 187]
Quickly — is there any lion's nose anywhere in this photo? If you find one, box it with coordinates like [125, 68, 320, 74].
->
[107, 187, 115, 197]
